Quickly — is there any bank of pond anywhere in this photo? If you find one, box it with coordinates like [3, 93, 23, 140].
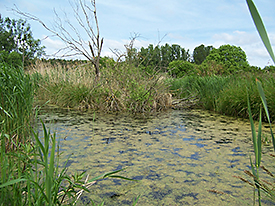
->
[1, 62, 275, 205]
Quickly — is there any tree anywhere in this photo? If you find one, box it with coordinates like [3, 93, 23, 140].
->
[0, 16, 45, 67]
[168, 60, 196, 77]
[204, 44, 250, 72]
[14, 0, 103, 81]
[138, 43, 190, 72]
[193, 44, 214, 65]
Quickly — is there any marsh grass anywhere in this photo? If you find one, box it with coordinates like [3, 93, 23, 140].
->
[169, 73, 275, 121]
[0, 63, 34, 143]
[30, 59, 171, 113]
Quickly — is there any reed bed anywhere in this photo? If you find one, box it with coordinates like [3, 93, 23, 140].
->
[169, 73, 275, 121]
[0, 63, 34, 143]
[29, 59, 171, 113]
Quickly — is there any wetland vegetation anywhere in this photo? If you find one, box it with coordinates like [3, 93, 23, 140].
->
[1, 0, 275, 205]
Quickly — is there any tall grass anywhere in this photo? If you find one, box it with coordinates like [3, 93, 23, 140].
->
[0, 63, 34, 142]
[169, 73, 275, 121]
[30, 59, 171, 113]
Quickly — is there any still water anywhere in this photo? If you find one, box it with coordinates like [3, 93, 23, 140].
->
[38, 107, 274, 205]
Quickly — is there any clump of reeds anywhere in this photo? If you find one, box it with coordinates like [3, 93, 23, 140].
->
[29, 57, 171, 113]
[0, 63, 34, 143]
[168, 73, 275, 121]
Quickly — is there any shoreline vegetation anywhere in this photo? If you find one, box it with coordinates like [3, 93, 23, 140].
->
[28, 57, 275, 122]
[1, 0, 275, 204]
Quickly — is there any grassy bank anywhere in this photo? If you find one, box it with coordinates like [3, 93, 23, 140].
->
[29, 59, 171, 113]
[168, 72, 275, 121]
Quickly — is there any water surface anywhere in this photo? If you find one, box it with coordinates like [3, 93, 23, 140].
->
[38, 107, 274, 205]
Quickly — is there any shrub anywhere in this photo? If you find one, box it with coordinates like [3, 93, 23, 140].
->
[168, 60, 196, 77]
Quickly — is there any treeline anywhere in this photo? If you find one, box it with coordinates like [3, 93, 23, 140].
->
[132, 43, 275, 77]
[0, 16, 45, 68]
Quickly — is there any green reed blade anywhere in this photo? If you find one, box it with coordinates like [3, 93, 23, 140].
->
[0, 178, 27, 189]
[246, 0, 275, 64]
[88, 168, 130, 182]
[256, 79, 275, 151]
[257, 107, 262, 167]
[247, 93, 258, 167]
[107, 175, 138, 181]
[47, 133, 56, 205]
[133, 195, 141, 206]
[32, 129, 45, 161]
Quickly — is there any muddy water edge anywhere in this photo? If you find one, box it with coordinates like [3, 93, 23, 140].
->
[37, 106, 275, 206]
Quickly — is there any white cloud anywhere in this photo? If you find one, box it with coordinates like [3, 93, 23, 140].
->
[213, 31, 258, 45]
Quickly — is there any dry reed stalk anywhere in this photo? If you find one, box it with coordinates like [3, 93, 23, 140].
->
[260, 165, 274, 177]
[233, 175, 255, 187]
[207, 189, 226, 195]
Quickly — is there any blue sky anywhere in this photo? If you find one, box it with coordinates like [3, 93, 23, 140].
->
[1, 0, 275, 67]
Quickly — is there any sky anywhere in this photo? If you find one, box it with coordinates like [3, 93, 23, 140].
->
[1, 0, 275, 68]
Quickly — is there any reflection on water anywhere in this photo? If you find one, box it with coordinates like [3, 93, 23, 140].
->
[38, 107, 274, 206]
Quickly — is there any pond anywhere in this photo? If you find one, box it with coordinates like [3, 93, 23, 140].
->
[37, 106, 275, 205]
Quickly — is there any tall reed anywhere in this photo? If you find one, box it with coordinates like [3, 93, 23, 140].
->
[30, 59, 170, 113]
[0, 63, 34, 142]
[235, 1, 275, 205]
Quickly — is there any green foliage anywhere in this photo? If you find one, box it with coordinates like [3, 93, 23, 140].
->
[192, 44, 214, 65]
[0, 16, 45, 66]
[190, 75, 232, 111]
[0, 63, 34, 139]
[263, 65, 275, 72]
[246, 0, 275, 64]
[196, 60, 226, 76]
[138, 43, 190, 72]
[244, 2, 275, 204]
[168, 60, 196, 77]
[204, 44, 250, 73]
[33, 59, 170, 113]
[0, 50, 22, 68]
[170, 73, 275, 121]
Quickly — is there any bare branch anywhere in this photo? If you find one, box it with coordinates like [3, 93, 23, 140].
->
[12, 0, 103, 80]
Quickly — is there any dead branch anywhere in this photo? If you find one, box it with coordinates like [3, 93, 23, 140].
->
[12, 0, 103, 81]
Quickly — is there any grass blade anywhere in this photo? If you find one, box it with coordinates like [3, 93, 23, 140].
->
[107, 175, 138, 181]
[247, 92, 258, 166]
[256, 79, 275, 151]
[246, 0, 275, 64]
[0, 178, 27, 189]
[257, 108, 262, 167]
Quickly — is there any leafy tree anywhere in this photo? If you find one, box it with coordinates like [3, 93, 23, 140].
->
[0, 16, 45, 67]
[193, 44, 214, 65]
[204, 44, 250, 73]
[138, 43, 190, 72]
[168, 60, 196, 77]
[263, 65, 275, 72]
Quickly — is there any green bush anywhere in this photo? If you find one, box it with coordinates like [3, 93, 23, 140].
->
[0, 51, 22, 68]
[168, 60, 196, 77]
